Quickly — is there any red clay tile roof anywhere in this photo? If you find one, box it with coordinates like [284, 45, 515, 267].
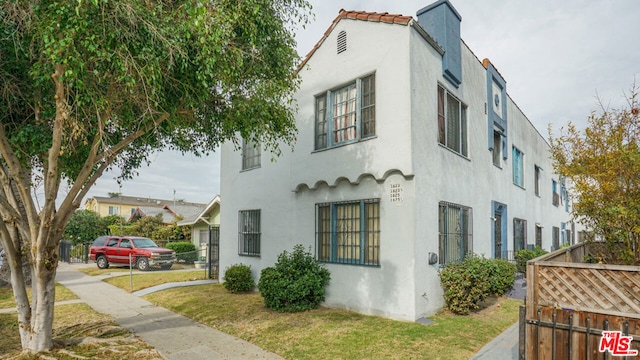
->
[296, 9, 413, 73]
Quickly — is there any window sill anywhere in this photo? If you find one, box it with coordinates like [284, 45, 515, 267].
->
[239, 253, 261, 257]
[312, 135, 377, 154]
[438, 143, 470, 161]
[318, 261, 380, 268]
[513, 183, 525, 190]
[240, 166, 261, 173]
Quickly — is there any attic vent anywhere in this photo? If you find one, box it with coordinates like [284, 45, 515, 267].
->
[337, 31, 347, 54]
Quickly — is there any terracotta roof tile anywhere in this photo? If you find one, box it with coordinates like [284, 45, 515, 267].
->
[296, 9, 413, 73]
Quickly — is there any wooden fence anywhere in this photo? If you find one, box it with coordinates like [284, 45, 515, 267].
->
[524, 242, 640, 359]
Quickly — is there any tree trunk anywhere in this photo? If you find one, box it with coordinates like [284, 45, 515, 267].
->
[18, 264, 56, 352]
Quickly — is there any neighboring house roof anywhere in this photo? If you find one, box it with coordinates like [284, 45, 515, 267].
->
[128, 203, 207, 224]
[85, 194, 204, 208]
[297, 9, 441, 73]
[178, 195, 220, 227]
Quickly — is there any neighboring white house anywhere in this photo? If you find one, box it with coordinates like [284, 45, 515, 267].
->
[177, 195, 220, 248]
[219, 0, 579, 321]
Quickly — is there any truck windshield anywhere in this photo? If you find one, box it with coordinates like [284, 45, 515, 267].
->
[132, 238, 158, 248]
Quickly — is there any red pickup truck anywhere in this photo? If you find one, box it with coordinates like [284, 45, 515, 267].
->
[90, 236, 176, 271]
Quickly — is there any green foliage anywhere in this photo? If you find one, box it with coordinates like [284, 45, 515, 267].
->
[549, 85, 640, 264]
[258, 244, 331, 312]
[439, 254, 516, 315]
[64, 210, 105, 244]
[0, 0, 311, 352]
[515, 247, 548, 274]
[223, 264, 255, 293]
[165, 241, 197, 263]
[486, 259, 517, 295]
[127, 214, 164, 239]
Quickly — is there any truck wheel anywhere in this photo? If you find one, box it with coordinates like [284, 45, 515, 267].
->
[96, 255, 109, 269]
[136, 257, 150, 271]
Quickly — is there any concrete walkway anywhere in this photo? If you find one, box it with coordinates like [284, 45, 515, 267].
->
[470, 322, 519, 360]
[55, 262, 282, 360]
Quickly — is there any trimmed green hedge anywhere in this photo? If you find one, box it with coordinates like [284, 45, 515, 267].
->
[165, 241, 197, 263]
[439, 254, 516, 315]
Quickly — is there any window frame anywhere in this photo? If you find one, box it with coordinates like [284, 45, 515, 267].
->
[437, 85, 468, 157]
[316, 199, 380, 266]
[314, 74, 376, 150]
[534, 165, 541, 196]
[492, 130, 502, 168]
[512, 146, 524, 188]
[438, 201, 473, 265]
[513, 218, 527, 252]
[108, 206, 119, 216]
[241, 139, 261, 171]
[238, 209, 261, 256]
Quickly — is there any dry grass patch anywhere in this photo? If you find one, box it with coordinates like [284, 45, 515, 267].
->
[0, 303, 161, 359]
[0, 284, 78, 310]
[145, 284, 522, 360]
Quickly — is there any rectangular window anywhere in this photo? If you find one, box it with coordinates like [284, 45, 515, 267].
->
[512, 147, 524, 187]
[316, 199, 380, 266]
[241, 139, 261, 170]
[438, 85, 468, 156]
[535, 224, 542, 248]
[108, 206, 119, 215]
[493, 131, 502, 167]
[552, 226, 560, 250]
[315, 95, 327, 149]
[534, 165, 541, 196]
[552, 180, 559, 206]
[238, 210, 261, 256]
[315, 74, 375, 150]
[513, 218, 527, 252]
[438, 202, 473, 265]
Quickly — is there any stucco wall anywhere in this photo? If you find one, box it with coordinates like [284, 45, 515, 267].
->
[220, 12, 577, 321]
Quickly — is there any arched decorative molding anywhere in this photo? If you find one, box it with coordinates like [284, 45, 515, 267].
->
[293, 169, 414, 192]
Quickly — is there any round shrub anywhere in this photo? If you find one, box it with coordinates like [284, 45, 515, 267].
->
[258, 244, 330, 312]
[487, 258, 516, 295]
[223, 264, 254, 293]
[165, 241, 197, 263]
[515, 247, 548, 274]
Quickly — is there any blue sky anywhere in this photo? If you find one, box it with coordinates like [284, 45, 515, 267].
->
[81, 0, 640, 205]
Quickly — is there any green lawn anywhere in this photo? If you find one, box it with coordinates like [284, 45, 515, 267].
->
[145, 284, 522, 360]
[1, 271, 521, 359]
[103, 270, 207, 292]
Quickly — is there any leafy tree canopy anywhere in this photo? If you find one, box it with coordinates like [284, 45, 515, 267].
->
[549, 85, 640, 264]
[63, 209, 105, 244]
[0, 0, 310, 352]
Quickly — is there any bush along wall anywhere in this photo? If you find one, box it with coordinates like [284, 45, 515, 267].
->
[223, 264, 254, 293]
[165, 241, 197, 264]
[515, 247, 548, 274]
[258, 244, 330, 312]
[439, 254, 516, 315]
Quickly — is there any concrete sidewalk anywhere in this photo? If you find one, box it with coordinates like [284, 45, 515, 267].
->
[55, 262, 282, 360]
[469, 322, 519, 360]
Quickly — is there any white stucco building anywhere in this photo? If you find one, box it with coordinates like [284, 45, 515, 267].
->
[219, 0, 578, 321]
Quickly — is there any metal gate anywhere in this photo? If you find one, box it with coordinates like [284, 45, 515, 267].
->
[58, 240, 90, 264]
[208, 226, 219, 280]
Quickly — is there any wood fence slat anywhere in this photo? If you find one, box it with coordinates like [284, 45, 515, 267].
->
[589, 268, 640, 314]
